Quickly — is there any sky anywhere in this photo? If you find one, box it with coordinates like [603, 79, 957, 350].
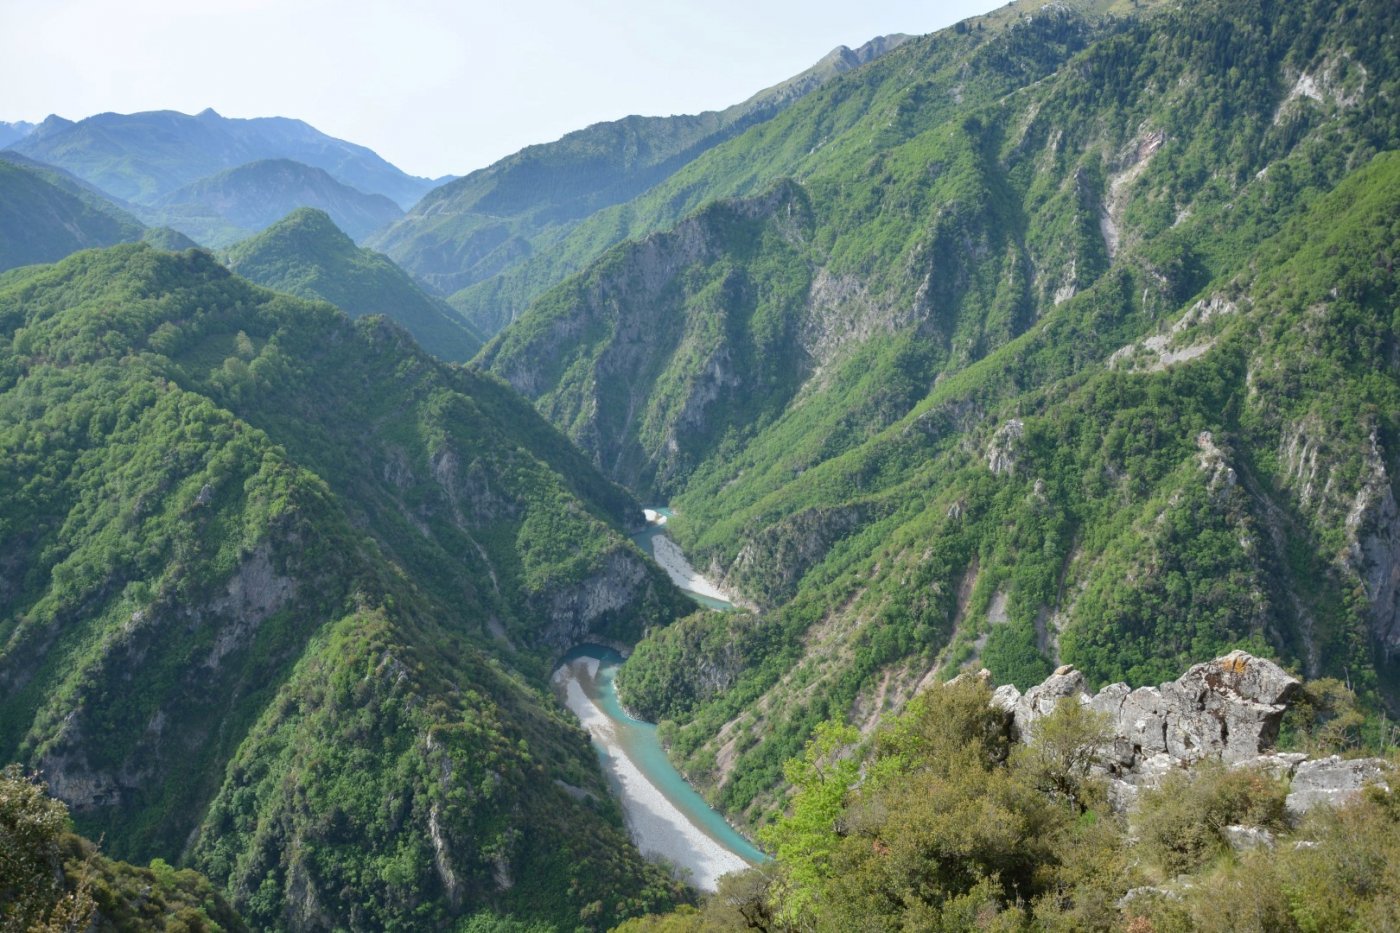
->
[1, 0, 1002, 179]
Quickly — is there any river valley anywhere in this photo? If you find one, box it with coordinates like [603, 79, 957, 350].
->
[550, 509, 763, 891]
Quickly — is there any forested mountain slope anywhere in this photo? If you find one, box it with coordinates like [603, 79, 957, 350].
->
[484, 0, 1400, 823]
[226, 208, 483, 361]
[0, 158, 146, 272]
[371, 35, 909, 332]
[451, 2, 1127, 337]
[0, 244, 692, 929]
[151, 159, 404, 247]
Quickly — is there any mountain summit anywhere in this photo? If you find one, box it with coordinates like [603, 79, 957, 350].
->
[226, 207, 483, 361]
[8, 109, 445, 208]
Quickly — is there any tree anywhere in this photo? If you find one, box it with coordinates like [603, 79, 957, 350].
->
[0, 766, 95, 933]
[1013, 697, 1113, 812]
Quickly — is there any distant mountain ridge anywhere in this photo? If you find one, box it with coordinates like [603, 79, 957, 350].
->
[151, 158, 404, 247]
[370, 34, 910, 314]
[0, 120, 36, 148]
[8, 108, 446, 208]
[226, 207, 482, 361]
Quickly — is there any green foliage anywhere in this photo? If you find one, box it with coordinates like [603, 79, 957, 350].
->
[1127, 786, 1400, 933]
[631, 682, 1399, 931]
[1133, 764, 1289, 876]
[225, 207, 482, 361]
[1278, 677, 1374, 755]
[0, 765, 244, 932]
[0, 243, 690, 929]
[757, 721, 861, 922]
[1013, 698, 1113, 811]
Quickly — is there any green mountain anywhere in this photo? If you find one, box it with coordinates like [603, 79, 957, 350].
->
[483, 0, 1400, 825]
[151, 159, 404, 247]
[370, 35, 909, 321]
[226, 208, 483, 361]
[0, 157, 146, 272]
[9, 108, 445, 208]
[452, 3, 1120, 339]
[140, 226, 203, 251]
[0, 244, 693, 929]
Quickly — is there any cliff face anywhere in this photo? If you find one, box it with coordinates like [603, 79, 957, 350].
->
[481, 182, 815, 499]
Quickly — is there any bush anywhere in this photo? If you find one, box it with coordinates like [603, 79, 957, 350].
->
[1133, 763, 1288, 876]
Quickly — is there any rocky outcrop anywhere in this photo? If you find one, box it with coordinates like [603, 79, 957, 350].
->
[986, 419, 1025, 476]
[991, 651, 1390, 817]
[1285, 755, 1392, 817]
[533, 550, 653, 651]
[995, 651, 1300, 765]
[1345, 426, 1400, 657]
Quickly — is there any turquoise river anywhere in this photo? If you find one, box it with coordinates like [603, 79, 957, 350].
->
[550, 509, 767, 891]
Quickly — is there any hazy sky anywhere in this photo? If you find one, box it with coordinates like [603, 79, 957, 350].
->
[2, 0, 1001, 179]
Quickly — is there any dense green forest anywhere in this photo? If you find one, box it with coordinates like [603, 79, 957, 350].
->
[226, 207, 483, 361]
[485, 0, 1400, 826]
[3, 0, 1399, 927]
[0, 244, 692, 929]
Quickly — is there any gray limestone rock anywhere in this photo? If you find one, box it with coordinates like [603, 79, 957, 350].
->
[1159, 650, 1300, 763]
[995, 651, 1307, 815]
[1231, 752, 1308, 781]
[989, 652, 1391, 821]
[1223, 824, 1276, 852]
[1285, 755, 1392, 817]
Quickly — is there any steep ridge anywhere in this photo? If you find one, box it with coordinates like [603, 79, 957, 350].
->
[151, 158, 404, 247]
[371, 34, 909, 327]
[0, 244, 693, 929]
[0, 157, 146, 272]
[8, 108, 445, 208]
[486, 0, 1400, 821]
[449, 7, 1112, 336]
[226, 208, 482, 361]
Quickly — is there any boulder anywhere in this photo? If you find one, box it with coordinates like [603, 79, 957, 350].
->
[1223, 824, 1276, 852]
[1285, 755, 1391, 818]
[1159, 650, 1300, 763]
